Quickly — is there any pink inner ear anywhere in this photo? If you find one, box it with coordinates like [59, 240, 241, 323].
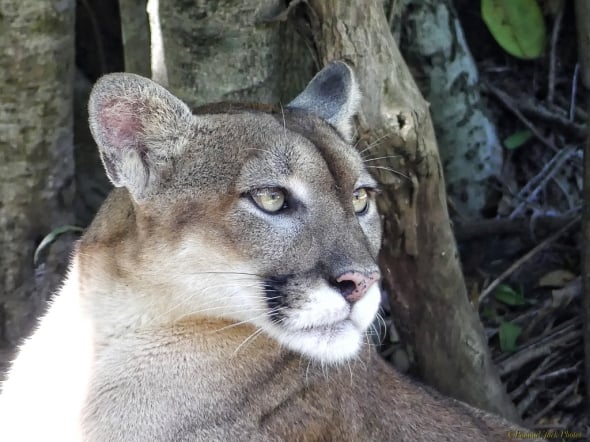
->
[99, 98, 145, 152]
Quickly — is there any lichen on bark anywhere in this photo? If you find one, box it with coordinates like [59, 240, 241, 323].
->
[0, 0, 76, 348]
[394, 0, 503, 218]
[152, 0, 315, 107]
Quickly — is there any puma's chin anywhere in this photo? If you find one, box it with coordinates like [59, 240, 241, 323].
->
[262, 284, 381, 364]
[280, 320, 364, 364]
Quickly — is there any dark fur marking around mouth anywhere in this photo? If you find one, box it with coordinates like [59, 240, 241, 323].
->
[262, 275, 292, 324]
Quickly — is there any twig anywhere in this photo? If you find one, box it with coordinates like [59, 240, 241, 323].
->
[530, 380, 578, 423]
[453, 215, 577, 241]
[516, 387, 541, 417]
[554, 94, 588, 121]
[509, 146, 578, 219]
[496, 317, 580, 363]
[551, 174, 577, 211]
[479, 217, 580, 303]
[548, 2, 564, 104]
[496, 328, 580, 377]
[509, 355, 558, 400]
[484, 82, 559, 153]
[570, 64, 580, 122]
[517, 98, 587, 138]
[536, 362, 582, 382]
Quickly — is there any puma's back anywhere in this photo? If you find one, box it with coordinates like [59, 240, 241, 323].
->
[0, 63, 542, 441]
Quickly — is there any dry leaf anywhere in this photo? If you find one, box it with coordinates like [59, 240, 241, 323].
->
[538, 269, 576, 288]
[551, 277, 581, 308]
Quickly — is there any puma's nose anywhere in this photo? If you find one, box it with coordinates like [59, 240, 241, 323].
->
[334, 271, 380, 304]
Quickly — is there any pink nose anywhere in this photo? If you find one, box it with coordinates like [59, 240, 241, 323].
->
[335, 271, 380, 303]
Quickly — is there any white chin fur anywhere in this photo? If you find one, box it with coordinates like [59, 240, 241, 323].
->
[270, 321, 363, 364]
[256, 283, 381, 364]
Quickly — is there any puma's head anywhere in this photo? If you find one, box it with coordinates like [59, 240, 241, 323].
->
[86, 62, 382, 364]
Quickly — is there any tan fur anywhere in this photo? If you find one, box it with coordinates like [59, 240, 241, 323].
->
[0, 64, 545, 441]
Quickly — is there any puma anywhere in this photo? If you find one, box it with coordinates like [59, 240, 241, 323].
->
[0, 62, 543, 441]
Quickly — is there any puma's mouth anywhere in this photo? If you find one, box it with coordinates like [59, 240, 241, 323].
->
[256, 278, 382, 363]
[288, 320, 350, 333]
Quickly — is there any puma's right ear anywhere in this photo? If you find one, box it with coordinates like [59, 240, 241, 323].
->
[88, 73, 193, 201]
[287, 61, 360, 142]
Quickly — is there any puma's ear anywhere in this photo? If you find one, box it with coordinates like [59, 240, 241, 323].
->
[88, 73, 193, 200]
[287, 61, 360, 142]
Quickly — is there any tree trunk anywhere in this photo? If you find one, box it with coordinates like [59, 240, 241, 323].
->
[149, 0, 315, 107]
[0, 0, 76, 352]
[299, 0, 520, 421]
[394, 0, 503, 218]
[119, 0, 151, 77]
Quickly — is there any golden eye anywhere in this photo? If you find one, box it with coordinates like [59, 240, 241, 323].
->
[352, 188, 369, 214]
[251, 187, 286, 213]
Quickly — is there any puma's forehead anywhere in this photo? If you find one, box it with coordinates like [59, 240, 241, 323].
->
[88, 62, 362, 201]
[164, 109, 376, 198]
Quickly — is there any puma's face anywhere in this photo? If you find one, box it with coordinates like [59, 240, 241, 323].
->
[88, 63, 382, 364]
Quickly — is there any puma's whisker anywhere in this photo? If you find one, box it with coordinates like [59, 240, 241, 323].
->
[376, 312, 387, 342]
[279, 102, 287, 135]
[362, 155, 402, 163]
[365, 165, 410, 180]
[357, 133, 392, 156]
[232, 328, 265, 356]
[162, 283, 266, 319]
[207, 311, 276, 334]
[346, 359, 354, 386]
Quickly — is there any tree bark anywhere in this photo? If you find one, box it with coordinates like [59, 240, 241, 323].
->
[300, 0, 519, 421]
[149, 0, 314, 107]
[394, 0, 503, 218]
[0, 0, 76, 349]
[119, 0, 151, 77]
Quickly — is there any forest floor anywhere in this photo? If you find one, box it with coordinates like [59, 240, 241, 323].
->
[379, 4, 588, 440]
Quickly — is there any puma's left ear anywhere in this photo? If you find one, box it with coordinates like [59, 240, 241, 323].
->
[287, 61, 360, 142]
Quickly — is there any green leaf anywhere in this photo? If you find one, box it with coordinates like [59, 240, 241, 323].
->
[34, 225, 85, 265]
[499, 321, 522, 352]
[503, 130, 533, 150]
[481, 306, 498, 321]
[481, 0, 546, 59]
[494, 284, 527, 306]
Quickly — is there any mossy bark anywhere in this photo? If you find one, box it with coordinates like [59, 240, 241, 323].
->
[0, 0, 76, 349]
[119, 0, 151, 77]
[300, 0, 519, 421]
[394, 0, 502, 218]
[151, 0, 315, 107]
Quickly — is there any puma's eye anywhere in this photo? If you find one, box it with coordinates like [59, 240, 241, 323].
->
[352, 188, 369, 214]
[251, 187, 286, 213]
